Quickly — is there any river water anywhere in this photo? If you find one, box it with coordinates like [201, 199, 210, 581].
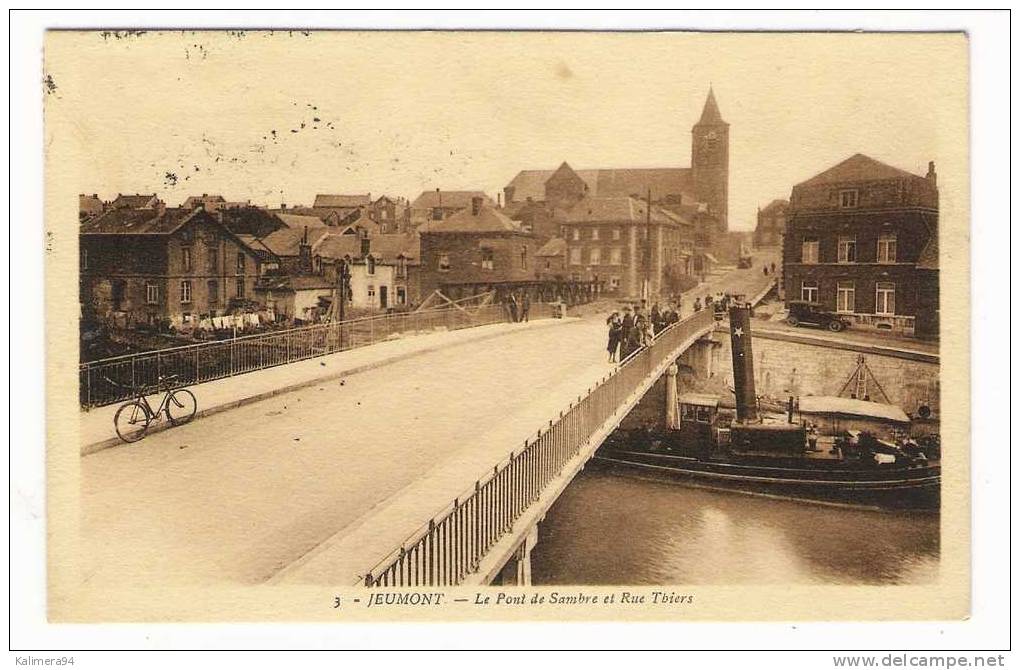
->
[531, 467, 939, 586]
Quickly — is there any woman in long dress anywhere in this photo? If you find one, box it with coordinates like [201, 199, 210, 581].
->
[606, 312, 622, 363]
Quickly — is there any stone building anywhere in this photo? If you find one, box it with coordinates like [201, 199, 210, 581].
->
[418, 197, 537, 298]
[782, 154, 939, 337]
[409, 190, 496, 229]
[754, 199, 789, 248]
[80, 206, 265, 330]
[560, 195, 695, 299]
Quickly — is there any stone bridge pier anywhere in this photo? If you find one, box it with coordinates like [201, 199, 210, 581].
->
[492, 525, 540, 586]
[677, 335, 718, 381]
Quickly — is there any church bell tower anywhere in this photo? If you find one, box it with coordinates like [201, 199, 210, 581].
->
[691, 87, 730, 232]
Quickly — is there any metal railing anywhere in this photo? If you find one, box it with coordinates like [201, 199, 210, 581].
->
[363, 307, 715, 587]
[80, 303, 555, 409]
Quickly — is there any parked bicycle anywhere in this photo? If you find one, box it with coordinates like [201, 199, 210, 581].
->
[111, 374, 197, 443]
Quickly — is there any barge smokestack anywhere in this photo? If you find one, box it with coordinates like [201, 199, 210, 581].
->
[728, 303, 759, 423]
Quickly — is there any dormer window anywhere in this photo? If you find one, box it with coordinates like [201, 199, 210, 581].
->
[839, 189, 859, 208]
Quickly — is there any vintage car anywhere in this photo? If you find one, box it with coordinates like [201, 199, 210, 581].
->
[785, 300, 851, 332]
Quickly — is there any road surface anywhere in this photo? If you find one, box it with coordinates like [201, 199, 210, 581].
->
[78, 263, 776, 588]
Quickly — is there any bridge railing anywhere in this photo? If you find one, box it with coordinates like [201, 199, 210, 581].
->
[363, 307, 715, 587]
[79, 302, 556, 410]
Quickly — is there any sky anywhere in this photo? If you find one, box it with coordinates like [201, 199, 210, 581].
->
[46, 30, 967, 231]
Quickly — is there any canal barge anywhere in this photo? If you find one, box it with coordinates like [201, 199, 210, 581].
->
[595, 305, 940, 510]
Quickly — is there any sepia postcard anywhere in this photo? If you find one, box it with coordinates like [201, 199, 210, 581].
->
[43, 28, 970, 624]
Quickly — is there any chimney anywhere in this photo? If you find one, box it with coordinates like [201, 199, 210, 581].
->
[728, 304, 758, 423]
[299, 226, 313, 273]
[926, 161, 937, 186]
[471, 196, 483, 216]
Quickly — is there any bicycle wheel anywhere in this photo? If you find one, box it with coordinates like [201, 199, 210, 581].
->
[167, 389, 197, 425]
[114, 401, 151, 443]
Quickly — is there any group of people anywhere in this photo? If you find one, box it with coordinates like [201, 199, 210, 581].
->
[507, 291, 531, 323]
[605, 300, 682, 363]
[762, 261, 777, 277]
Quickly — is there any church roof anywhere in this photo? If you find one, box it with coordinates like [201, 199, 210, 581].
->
[695, 87, 726, 125]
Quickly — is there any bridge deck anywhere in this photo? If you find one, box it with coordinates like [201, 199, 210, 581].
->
[79, 316, 616, 587]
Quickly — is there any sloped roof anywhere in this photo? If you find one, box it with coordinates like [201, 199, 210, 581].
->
[259, 226, 332, 257]
[536, 237, 566, 257]
[277, 213, 326, 229]
[917, 234, 939, 270]
[313, 194, 371, 208]
[410, 190, 495, 210]
[364, 233, 421, 263]
[504, 167, 693, 203]
[234, 234, 277, 262]
[562, 196, 681, 225]
[217, 206, 286, 238]
[420, 205, 523, 234]
[257, 274, 336, 291]
[79, 194, 104, 215]
[80, 206, 199, 235]
[795, 154, 925, 188]
[181, 194, 226, 208]
[760, 199, 789, 214]
[338, 211, 382, 237]
[314, 234, 361, 260]
[799, 395, 909, 423]
[109, 193, 159, 209]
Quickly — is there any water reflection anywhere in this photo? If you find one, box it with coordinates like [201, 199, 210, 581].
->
[531, 468, 939, 586]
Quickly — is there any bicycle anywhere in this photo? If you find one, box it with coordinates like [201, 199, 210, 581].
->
[111, 374, 198, 443]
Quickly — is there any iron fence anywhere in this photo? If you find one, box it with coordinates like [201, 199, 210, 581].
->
[363, 307, 715, 587]
[80, 303, 555, 409]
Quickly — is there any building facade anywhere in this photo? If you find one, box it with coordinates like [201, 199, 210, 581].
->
[418, 198, 537, 297]
[560, 196, 695, 299]
[754, 199, 789, 248]
[782, 154, 939, 337]
[80, 207, 264, 330]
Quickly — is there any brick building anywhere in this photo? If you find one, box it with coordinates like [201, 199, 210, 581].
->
[80, 206, 265, 330]
[418, 197, 537, 298]
[782, 154, 939, 337]
[560, 195, 695, 298]
[409, 190, 496, 229]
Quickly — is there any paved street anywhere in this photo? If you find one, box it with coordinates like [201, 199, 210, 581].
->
[77, 260, 781, 589]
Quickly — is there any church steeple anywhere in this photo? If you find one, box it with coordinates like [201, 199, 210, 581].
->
[696, 86, 726, 126]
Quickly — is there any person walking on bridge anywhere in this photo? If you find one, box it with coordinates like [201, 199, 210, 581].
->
[620, 306, 635, 359]
[521, 291, 531, 322]
[508, 292, 519, 322]
[606, 312, 622, 363]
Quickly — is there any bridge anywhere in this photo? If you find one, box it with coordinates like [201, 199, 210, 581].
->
[75, 258, 777, 591]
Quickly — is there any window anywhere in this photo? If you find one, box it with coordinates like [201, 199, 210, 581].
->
[145, 282, 159, 305]
[612, 228, 621, 241]
[180, 228, 193, 244]
[396, 286, 406, 305]
[431, 207, 443, 220]
[367, 256, 376, 275]
[480, 247, 494, 270]
[236, 252, 246, 274]
[180, 280, 192, 304]
[572, 228, 581, 241]
[569, 247, 582, 266]
[80, 248, 88, 270]
[397, 257, 407, 279]
[836, 280, 855, 313]
[610, 247, 623, 265]
[837, 235, 857, 263]
[839, 189, 859, 208]
[182, 247, 192, 272]
[875, 282, 896, 315]
[206, 245, 219, 273]
[589, 247, 601, 265]
[801, 240, 819, 264]
[877, 233, 897, 263]
[367, 284, 376, 299]
[591, 228, 600, 241]
[438, 253, 451, 271]
[207, 279, 219, 306]
[800, 280, 818, 303]
[520, 245, 528, 270]
[235, 277, 245, 299]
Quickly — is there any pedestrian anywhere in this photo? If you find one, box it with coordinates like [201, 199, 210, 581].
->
[807, 424, 819, 452]
[770, 261, 776, 274]
[763, 265, 769, 276]
[508, 292, 519, 322]
[651, 302, 662, 335]
[521, 291, 531, 322]
[620, 306, 635, 358]
[693, 297, 702, 312]
[606, 312, 622, 363]
[669, 302, 680, 324]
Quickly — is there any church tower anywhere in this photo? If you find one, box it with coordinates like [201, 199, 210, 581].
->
[691, 87, 730, 232]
